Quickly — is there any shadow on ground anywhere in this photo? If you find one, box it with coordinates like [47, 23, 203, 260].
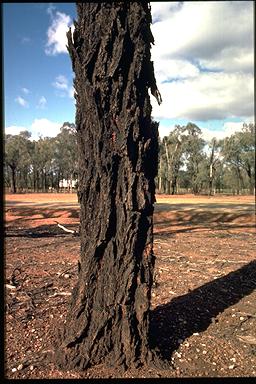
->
[5, 224, 78, 238]
[154, 203, 254, 227]
[5, 205, 79, 221]
[154, 223, 256, 236]
[149, 260, 256, 361]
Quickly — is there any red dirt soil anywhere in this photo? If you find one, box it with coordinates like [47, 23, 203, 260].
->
[4, 193, 256, 378]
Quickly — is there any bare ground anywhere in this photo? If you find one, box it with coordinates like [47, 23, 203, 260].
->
[4, 193, 256, 378]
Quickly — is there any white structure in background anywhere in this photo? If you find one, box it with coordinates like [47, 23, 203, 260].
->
[59, 179, 78, 189]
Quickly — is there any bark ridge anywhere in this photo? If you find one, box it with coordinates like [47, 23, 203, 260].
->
[55, 2, 165, 371]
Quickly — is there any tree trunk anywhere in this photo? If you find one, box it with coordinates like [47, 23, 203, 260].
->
[245, 165, 254, 195]
[163, 141, 171, 195]
[158, 157, 163, 193]
[208, 139, 216, 196]
[44, 170, 47, 192]
[171, 174, 177, 195]
[33, 171, 36, 192]
[209, 163, 213, 196]
[10, 166, 16, 193]
[54, 2, 164, 371]
[50, 172, 54, 190]
[36, 170, 39, 192]
[236, 166, 244, 195]
[56, 172, 60, 193]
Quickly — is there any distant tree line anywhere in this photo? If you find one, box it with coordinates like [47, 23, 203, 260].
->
[156, 122, 255, 195]
[4, 121, 255, 195]
[4, 122, 78, 193]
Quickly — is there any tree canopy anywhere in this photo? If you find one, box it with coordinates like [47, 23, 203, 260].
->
[4, 122, 255, 195]
[4, 122, 78, 193]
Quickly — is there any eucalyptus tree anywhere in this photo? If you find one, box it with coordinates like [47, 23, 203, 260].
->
[207, 138, 222, 195]
[221, 123, 255, 194]
[183, 123, 206, 194]
[157, 139, 168, 193]
[159, 125, 187, 194]
[4, 131, 31, 193]
[55, 2, 166, 371]
[54, 122, 78, 192]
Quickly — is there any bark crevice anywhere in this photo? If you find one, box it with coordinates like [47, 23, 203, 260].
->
[55, 2, 167, 371]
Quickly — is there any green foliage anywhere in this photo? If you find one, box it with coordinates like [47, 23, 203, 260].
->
[221, 123, 255, 194]
[4, 123, 78, 193]
[182, 123, 206, 194]
[4, 131, 32, 192]
[4, 122, 255, 195]
[157, 122, 255, 195]
[54, 123, 78, 180]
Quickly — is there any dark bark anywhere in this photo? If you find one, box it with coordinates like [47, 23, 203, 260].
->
[36, 170, 39, 192]
[171, 173, 177, 195]
[236, 166, 244, 194]
[54, 2, 166, 371]
[208, 140, 215, 196]
[245, 165, 254, 195]
[56, 172, 60, 193]
[163, 140, 171, 194]
[10, 165, 16, 193]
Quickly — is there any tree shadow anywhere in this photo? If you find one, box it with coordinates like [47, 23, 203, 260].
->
[155, 202, 254, 212]
[149, 260, 256, 360]
[5, 205, 79, 221]
[154, 204, 254, 228]
[154, 223, 256, 236]
[5, 224, 78, 238]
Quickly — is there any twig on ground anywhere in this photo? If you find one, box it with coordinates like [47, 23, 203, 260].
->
[28, 282, 54, 296]
[49, 291, 72, 297]
[237, 335, 256, 345]
[237, 312, 256, 318]
[154, 240, 173, 246]
[10, 267, 22, 286]
[213, 259, 247, 264]
[54, 220, 79, 236]
[5, 284, 17, 290]
[58, 264, 77, 278]
[10, 349, 53, 371]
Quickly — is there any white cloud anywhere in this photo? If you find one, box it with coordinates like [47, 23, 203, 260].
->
[244, 116, 255, 125]
[52, 74, 68, 90]
[5, 125, 28, 136]
[150, 1, 254, 123]
[37, 96, 47, 109]
[31, 118, 62, 138]
[154, 58, 199, 84]
[52, 75, 74, 100]
[15, 96, 29, 108]
[21, 37, 31, 44]
[45, 11, 73, 55]
[151, 2, 183, 23]
[5, 119, 62, 140]
[68, 86, 75, 99]
[22, 87, 30, 94]
[222, 122, 246, 137]
[46, 3, 56, 19]
[151, 72, 253, 121]
[158, 121, 248, 142]
[200, 122, 245, 143]
[151, 2, 253, 64]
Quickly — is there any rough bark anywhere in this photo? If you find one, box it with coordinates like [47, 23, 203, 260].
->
[245, 165, 254, 195]
[163, 140, 171, 195]
[208, 139, 216, 196]
[54, 2, 165, 371]
[10, 166, 16, 193]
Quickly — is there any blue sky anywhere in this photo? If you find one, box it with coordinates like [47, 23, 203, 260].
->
[3, 3, 76, 138]
[3, 2, 254, 141]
